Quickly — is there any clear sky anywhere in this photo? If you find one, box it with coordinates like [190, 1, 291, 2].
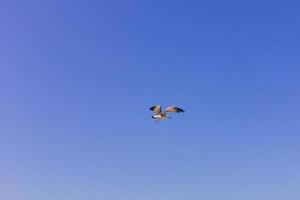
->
[1, 0, 300, 199]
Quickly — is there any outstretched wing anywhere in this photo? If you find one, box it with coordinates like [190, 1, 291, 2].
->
[165, 106, 185, 113]
[150, 105, 161, 114]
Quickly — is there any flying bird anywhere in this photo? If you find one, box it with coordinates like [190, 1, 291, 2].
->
[150, 105, 185, 123]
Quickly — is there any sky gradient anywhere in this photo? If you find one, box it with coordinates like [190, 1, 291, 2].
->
[1, 0, 300, 199]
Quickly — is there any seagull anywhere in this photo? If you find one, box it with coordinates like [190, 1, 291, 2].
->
[150, 105, 185, 123]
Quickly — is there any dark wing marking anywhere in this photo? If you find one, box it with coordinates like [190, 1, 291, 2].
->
[150, 105, 162, 114]
[165, 106, 185, 113]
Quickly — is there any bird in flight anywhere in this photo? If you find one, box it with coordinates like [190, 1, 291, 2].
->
[150, 105, 185, 123]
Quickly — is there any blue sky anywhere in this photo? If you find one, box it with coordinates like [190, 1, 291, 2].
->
[1, 0, 300, 199]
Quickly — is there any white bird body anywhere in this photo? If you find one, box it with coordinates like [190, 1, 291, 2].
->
[152, 114, 168, 120]
[152, 114, 162, 119]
